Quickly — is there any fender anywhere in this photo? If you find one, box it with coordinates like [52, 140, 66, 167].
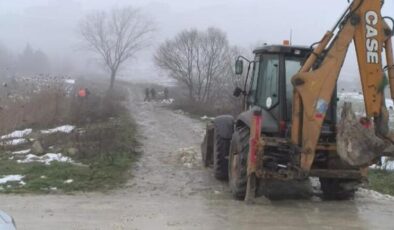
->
[236, 106, 279, 133]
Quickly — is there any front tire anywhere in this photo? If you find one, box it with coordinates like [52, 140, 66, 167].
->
[228, 127, 249, 200]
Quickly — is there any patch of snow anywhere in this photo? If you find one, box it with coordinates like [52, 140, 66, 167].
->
[358, 188, 394, 201]
[17, 153, 74, 165]
[64, 179, 73, 184]
[161, 98, 174, 104]
[65, 79, 75, 84]
[1, 138, 28, 146]
[12, 149, 31, 155]
[386, 99, 394, 108]
[354, 111, 366, 117]
[1, 128, 32, 139]
[338, 92, 364, 101]
[200, 115, 214, 121]
[41, 125, 75, 134]
[370, 157, 394, 170]
[0, 175, 24, 184]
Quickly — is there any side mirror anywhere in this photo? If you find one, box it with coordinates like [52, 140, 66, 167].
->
[233, 87, 243, 97]
[235, 59, 243, 75]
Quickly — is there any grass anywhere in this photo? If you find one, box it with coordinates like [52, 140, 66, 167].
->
[367, 169, 394, 196]
[0, 112, 139, 194]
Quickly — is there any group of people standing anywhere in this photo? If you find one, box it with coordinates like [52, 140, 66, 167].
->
[144, 87, 169, 101]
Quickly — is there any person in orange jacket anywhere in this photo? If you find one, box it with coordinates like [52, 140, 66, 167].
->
[78, 88, 90, 98]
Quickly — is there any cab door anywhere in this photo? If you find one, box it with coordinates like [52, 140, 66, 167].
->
[247, 53, 282, 135]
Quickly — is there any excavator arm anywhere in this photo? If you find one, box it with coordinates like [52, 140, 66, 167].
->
[291, 0, 394, 170]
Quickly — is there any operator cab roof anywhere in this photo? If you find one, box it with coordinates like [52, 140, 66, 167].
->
[253, 45, 311, 57]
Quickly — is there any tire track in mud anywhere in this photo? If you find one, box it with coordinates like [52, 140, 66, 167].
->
[126, 87, 224, 198]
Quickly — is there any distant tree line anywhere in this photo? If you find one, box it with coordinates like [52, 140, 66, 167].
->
[0, 43, 51, 76]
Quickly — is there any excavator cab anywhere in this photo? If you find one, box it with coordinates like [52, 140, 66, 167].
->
[244, 45, 337, 139]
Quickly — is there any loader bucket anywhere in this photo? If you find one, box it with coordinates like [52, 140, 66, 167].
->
[336, 102, 391, 167]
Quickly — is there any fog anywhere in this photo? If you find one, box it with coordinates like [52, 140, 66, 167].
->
[0, 0, 393, 85]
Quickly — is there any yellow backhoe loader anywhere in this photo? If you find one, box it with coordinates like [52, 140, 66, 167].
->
[201, 0, 394, 200]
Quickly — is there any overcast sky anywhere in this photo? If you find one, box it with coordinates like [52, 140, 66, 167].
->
[0, 0, 393, 82]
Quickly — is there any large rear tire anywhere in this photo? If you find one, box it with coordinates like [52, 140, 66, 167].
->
[228, 127, 249, 200]
[319, 178, 357, 200]
[213, 130, 230, 180]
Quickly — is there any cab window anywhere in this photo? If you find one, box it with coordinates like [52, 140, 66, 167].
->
[257, 54, 279, 109]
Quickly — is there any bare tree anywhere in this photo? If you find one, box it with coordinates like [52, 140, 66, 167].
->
[155, 28, 231, 104]
[79, 7, 154, 89]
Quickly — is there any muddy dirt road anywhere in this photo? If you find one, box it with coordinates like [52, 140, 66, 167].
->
[1, 84, 394, 229]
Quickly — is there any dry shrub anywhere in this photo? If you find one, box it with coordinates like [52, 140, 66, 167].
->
[0, 85, 72, 133]
[71, 122, 119, 160]
[69, 89, 127, 125]
[0, 81, 128, 135]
